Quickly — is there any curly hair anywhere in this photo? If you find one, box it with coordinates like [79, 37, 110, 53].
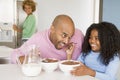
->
[82, 22, 120, 65]
[22, 0, 36, 12]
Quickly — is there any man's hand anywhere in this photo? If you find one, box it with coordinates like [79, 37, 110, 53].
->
[65, 42, 75, 60]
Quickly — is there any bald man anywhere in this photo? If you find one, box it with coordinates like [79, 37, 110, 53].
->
[11, 14, 84, 64]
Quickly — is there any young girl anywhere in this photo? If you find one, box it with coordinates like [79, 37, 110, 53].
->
[70, 22, 120, 80]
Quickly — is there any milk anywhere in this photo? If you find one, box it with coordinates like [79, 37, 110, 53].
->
[22, 63, 41, 76]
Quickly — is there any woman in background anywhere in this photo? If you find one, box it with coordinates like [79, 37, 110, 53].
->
[68, 22, 120, 80]
[13, 0, 36, 44]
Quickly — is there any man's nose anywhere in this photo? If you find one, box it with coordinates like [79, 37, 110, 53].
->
[63, 38, 69, 44]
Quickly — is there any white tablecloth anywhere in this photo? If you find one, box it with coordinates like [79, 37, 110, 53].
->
[0, 64, 99, 80]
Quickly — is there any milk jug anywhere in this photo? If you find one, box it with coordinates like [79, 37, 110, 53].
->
[21, 45, 42, 76]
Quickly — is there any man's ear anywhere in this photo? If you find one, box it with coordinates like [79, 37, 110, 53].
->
[50, 25, 55, 32]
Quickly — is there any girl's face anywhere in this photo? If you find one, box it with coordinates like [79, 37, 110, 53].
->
[89, 29, 101, 52]
[24, 4, 32, 15]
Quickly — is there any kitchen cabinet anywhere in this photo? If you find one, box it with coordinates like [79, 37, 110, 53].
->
[0, 0, 17, 48]
[0, 22, 16, 48]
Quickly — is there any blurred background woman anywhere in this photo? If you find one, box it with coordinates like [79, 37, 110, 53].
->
[13, 0, 37, 46]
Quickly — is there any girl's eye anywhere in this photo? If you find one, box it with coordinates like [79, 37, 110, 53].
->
[95, 38, 98, 40]
[89, 36, 99, 40]
[89, 36, 92, 39]
[95, 37, 99, 40]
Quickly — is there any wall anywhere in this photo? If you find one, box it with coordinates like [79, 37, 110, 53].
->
[0, 0, 100, 35]
[35, 0, 100, 34]
[0, 0, 15, 23]
[102, 0, 120, 30]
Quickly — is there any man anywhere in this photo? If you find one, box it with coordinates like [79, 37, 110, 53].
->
[11, 14, 84, 64]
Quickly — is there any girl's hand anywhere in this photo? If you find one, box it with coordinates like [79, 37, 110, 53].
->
[71, 64, 96, 77]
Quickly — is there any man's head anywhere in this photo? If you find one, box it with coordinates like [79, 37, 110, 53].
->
[50, 14, 75, 50]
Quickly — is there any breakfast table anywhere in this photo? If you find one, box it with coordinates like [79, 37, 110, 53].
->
[0, 46, 99, 80]
[0, 64, 99, 80]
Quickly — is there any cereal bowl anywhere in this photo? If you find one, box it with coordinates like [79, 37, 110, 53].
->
[41, 58, 59, 73]
[59, 60, 80, 75]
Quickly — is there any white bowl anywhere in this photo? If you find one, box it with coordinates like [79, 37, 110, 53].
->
[41, 58, 59, 73]
[59, 60, 80, 75]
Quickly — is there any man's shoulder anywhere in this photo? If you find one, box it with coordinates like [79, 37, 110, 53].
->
[29, 29, 49, 40]
[32, 29, 49, 37]
[74, 28, 84, 37]
[70, 28, 84, 43]
[75, 28, 83, 33]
